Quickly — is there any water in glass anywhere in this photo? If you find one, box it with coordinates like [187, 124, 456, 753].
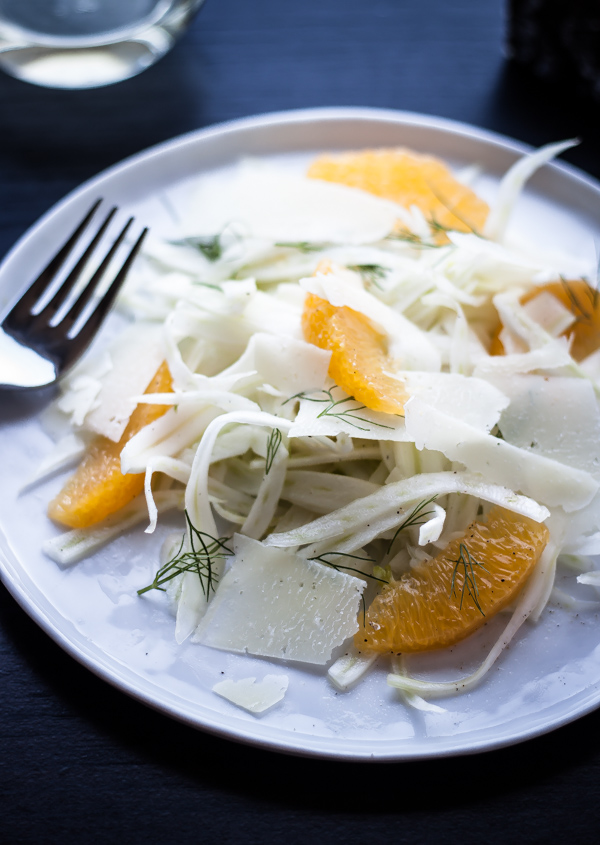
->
[0, 0, 205, 88]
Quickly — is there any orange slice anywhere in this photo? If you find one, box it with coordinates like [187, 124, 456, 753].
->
[48, 361, 173, 529]
[490, 279, 600, 361]
[301, 148, 490, 413]
[307, 148, 489, 238]
[356, 506, 549, 654]
[302, 290, 408, 414]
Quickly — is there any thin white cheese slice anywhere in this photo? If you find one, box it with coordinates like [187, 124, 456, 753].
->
[243, 290, 304, 341]
[288, 373, 507, 441]
[400, 371, 508, 431]
[493, 293, 576, 358]
[185, 164, 400, 245]
[84, 322, 165, 442]
[289, 389, 408, 441]
[212, 675, 289, 714]
[491, 374, 600, 478]
[404, 396, 598, 511]
[521, 290, 576, 337]
[250, 333, 331, 395]
[194, 534, 365, 664]
[56, 351, 111, 426]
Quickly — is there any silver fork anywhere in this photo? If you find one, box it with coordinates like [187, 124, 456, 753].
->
[0, 200, 147, 390]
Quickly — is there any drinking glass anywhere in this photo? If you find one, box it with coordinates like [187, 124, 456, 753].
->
[0, 0, 206, 89]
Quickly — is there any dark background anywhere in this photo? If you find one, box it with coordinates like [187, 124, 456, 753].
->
[1, 1, 600, 842]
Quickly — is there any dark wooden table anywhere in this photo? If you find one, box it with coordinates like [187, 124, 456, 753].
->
[2, 1, 600, 842]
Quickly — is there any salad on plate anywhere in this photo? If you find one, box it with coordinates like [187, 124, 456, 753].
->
[35, 139, 600, 715]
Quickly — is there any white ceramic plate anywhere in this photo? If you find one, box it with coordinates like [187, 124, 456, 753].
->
[1, 108, 600, 761]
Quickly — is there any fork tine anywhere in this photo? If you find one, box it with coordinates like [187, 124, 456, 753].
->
[61, 227, 148, 369]
[5, 198, 102, 329]
[57, 216, 133, 333]
[31, 205, 117, 328]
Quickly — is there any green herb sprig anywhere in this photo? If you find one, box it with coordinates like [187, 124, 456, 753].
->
[424, 187, 481, 236]
[387, 495, 438, 554]
[169, 234, 223, 262]
[137, 511, 232, 598]
[387, 204, 479, 250]
[559, 276, 599, 323]
[308, 551, 388, 583]
[449, 543, 488, 616]
[265, 428, 283, 475]
[308, 551, 389, 625]
[274, 240, 330, 253]
[346, 263, 389, 289]
[386, 230, 440, 250]
[284, 388, 394, 432]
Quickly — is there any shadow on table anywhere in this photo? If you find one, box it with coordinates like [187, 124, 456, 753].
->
[2, 574, 600, 838]
[0, 37, 210, 173]
[0, 35, 213, 328]
[485, 61, 600, 182]
[0, 30, 213, 264]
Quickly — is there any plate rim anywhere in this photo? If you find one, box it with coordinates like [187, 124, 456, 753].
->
[2, 105, 600, 762]
[1, 106, 597, 274]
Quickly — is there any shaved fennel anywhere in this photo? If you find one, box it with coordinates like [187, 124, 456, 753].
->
[40, 142, 600, 714]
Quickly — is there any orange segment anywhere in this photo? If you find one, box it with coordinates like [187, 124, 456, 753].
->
[302, 291, 408, 414]
[307, 148, 489, 238]
[491, 280, 600, 361]
[356, 506, 549, 654]
[48, 361, 173, 529]
[301, 148, 490, 414]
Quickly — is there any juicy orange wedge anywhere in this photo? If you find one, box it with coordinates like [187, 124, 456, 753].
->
[356, 506, 549, 654]
[48, 361, 173, 529]
[307, 147, 489, 238]
[302, 291, 408, 414]
[301, 149, 490, 414]
[490, 279, 600, 361]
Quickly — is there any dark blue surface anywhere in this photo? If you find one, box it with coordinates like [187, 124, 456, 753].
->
[2, 1, 600, 841]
